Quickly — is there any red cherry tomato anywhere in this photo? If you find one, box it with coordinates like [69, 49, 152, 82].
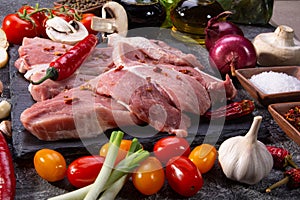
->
[18, 5, 47, 24]
[34, 149, 66, 182]
[166, 156, 203, 197]
[51, 5, 76, 22]
[188, 144, 217, 174]
[2, 13, 40, 44]
[132, 156, 165, 195]
[99, 139, 132, 166]
[153, 136, 190, 164]
[18, 5, 48, 38]
[67, 155, 105, 188]
[80, 13, 98, 35]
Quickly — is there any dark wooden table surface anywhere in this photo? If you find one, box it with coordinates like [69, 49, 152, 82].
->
[0, 0, 299, 199]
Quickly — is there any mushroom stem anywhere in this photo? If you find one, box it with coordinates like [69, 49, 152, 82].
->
[91, 1, 128, 37]
[273, 25, 295, 46]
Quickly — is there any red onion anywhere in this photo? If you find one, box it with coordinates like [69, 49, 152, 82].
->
[209, 34, 257, 77]
[205, 11, 244, 51]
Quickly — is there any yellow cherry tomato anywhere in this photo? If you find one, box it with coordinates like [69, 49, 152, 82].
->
[99, 139, 132, 165]
[132, 156, 165, 195]
[34, 149, 67, 182]
[188, 144, 217, 174]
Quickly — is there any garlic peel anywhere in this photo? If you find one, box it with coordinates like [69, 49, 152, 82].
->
[218, 116, 273, 185]
[252, 25, 300, 66]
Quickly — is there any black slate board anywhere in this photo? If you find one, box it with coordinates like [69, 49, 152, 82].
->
[9, 27, 271, 159]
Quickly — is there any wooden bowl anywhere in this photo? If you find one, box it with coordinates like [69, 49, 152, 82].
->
[268, 102, 300, 145]
[235, 66, 300, 106]
[54, 0, 107, 16]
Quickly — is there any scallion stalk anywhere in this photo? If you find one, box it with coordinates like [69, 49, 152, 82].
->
[48, 132, 149, 200]
[84, 131, 124, 200]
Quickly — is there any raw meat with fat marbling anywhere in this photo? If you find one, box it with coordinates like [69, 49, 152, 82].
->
[19, 34, 237, 140]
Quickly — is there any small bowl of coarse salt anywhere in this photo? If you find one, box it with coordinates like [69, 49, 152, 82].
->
[235, 66, 300, 106]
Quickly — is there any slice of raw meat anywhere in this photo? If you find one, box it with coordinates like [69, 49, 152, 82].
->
[108, 33, 204, 69]
[15, 37, 72, 73]
[20, 80, 144, 141]
[96, 65, 211, 116]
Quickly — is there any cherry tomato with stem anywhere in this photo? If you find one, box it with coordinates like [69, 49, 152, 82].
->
[132, 156, 165, 195]
[18, 5, 48, 38]
[2, 13, 40, 44]
[188, 143, 217, 174]
[18, 5, 47, 25]
[34, 149, 66, 182]
[166, 156, 203, 197]
[51, 5, 77, 22]
[80, 13, 98, 35]
[67, 155, 105, 188]
[153, 136, 190, 165]
[99, 139, 132, 165]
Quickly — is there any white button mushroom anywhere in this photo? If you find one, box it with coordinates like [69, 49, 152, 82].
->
[91, 1, 128, 37]
[252, 25, 300, 66]
[45, 17, 89, 45]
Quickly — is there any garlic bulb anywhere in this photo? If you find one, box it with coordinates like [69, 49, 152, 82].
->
[218, 116, 273, 185]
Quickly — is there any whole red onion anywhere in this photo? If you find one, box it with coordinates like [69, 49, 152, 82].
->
[205, 11, 244, 51]
[209, 34, 257, 77]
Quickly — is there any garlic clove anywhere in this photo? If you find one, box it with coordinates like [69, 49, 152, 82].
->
[0, 120, 11, 137]
[0, 100, 11, 119]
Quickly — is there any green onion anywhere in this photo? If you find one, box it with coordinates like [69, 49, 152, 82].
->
[48, 131, 149, 200]
[84, 131, 124, 200]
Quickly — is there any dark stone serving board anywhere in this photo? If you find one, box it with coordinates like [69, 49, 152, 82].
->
[9, 27, 271, 159]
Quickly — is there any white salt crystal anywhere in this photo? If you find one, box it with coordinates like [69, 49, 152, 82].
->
[249, 71, 300, 94]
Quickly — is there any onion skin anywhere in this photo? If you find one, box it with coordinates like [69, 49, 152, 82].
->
[205, 11, 244, 51]
[209, 34, 257, 77]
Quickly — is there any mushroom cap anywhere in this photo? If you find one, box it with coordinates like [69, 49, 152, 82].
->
[91, 1, 128, 37]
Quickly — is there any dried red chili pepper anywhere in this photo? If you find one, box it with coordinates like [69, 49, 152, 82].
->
[284, 105, 300, 132]
[204, 99, 255, 120]
[0, 132, 16, 200]
[31, 34, 98, 85]
[266, 168, 300, 192]
[266, 146, 298, 170]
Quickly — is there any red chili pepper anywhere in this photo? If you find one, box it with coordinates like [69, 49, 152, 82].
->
[0, 132, 16, 200]
[266, 145, 298, 170]
[31, 34, 98, 85]
[266, 168, 300, 192]
[204, 100, 255, 120]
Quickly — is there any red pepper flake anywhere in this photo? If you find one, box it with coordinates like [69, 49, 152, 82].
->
[176, 75, 182, 80]
[153, 67, 162, 73]
[284, 105, 300, 131]
[152, 60, 160, 65]
[178, 69, 191, 74]
[64, 97, 80, 104]
[43, 46, 55, 52]
[80, 84, 96, 92]
[114, 65, 124, 72]
[54, 52, 64, 56]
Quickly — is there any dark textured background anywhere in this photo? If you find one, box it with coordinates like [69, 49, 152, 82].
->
[0, 0, 299, 199]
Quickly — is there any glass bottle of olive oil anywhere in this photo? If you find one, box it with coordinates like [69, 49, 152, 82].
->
[170, 0, 224, 44]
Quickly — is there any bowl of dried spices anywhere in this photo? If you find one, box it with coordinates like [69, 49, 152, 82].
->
[268, 102, 300, 145]
[54, 0, 108, 15]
